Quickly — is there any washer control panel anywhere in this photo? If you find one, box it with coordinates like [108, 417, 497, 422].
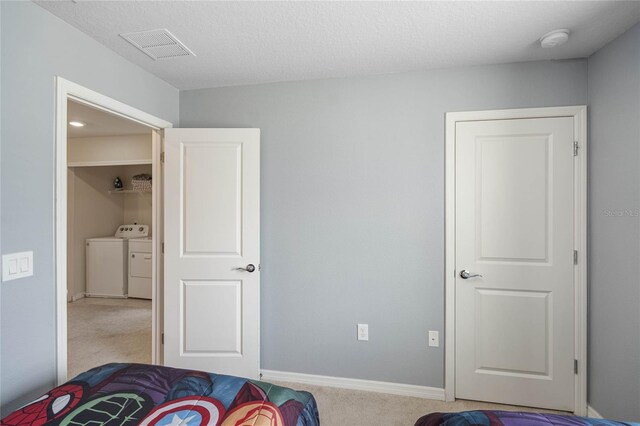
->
[115, 224, 149, 239]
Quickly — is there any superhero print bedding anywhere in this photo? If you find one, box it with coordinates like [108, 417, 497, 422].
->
[414, 410, 640, 426]
[1, 363, 319, 426]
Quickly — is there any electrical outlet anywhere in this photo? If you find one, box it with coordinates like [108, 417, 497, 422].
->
[428, 330, 439, 347]
[357, 324, 369, 341]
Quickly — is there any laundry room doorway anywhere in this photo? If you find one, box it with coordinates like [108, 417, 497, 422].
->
[55, 77, 171, 383]
[55, 77, 262, 383]
[66, 99, 154, 378]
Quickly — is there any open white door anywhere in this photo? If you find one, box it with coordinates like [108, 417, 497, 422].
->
[164, 128, 260, 379]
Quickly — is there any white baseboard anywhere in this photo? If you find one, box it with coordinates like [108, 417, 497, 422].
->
[587, 405, 603, 419]
[260, 369, 445, 400]
[71, 292, 85, 302]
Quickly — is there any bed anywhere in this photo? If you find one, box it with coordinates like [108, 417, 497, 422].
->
[1, 363, 319, 426]
[414, 410, 640, 426]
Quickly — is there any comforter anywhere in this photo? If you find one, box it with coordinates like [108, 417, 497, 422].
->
[1, 363, 319, 426]
[415, 410, 640, 426]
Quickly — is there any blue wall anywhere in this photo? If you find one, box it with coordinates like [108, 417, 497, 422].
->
[180, 59, 587, 389]
[0, 2, 178, 414]
[587, 23, 640, 421]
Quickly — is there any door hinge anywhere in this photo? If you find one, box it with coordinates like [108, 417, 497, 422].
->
[161, 333, 164, 345]
[160, 152, 165, 163]
[573, 250, 578, 265]
[162, 242, 165, 254]
[574, 359, 578, 374]
[573, 141, 579, 156]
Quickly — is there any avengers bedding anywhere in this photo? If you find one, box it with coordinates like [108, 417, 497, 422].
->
[415, 411, 640, 426]
[1, 363, 319, 426]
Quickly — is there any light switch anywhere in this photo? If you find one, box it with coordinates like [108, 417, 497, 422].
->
[2, 251, 33, 282]
[20, 257, 29, 273]
[8, 259, 18, 274]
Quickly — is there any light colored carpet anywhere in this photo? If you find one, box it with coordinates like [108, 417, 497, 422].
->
[273, 381, 566, 426]
[67, 297, 151, 379]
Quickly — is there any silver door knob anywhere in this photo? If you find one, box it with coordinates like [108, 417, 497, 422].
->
[460, 270, 482, 279]
[235, 264, 256, 273]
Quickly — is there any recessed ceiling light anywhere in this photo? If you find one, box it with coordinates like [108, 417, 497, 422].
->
[69, 121, 85, 127]
[540, 29, 570, 48]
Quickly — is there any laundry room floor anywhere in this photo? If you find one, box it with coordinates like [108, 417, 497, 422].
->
[67, 297, 152, 379]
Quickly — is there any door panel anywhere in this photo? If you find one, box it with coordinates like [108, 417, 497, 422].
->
[455, 117, 574, 411]
[475, 289, 551, 376]
[182, 143, 242, 256]
[477, 134, 550, 262]
[182, 280, 242, 354]
[164, 128, 260, 379]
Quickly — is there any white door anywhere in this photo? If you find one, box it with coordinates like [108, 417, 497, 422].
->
[455, 117, 575, 411]
[164, 128, 260, 379]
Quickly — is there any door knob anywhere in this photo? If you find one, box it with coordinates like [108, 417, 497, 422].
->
[235, 264, 256, 273]
[460, 270, 482, 279]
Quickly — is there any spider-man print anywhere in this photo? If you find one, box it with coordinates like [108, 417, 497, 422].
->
[0, 382, 86, 426]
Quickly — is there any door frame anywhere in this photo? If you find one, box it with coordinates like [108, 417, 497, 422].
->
[444, 105, 587, 414]
[54, 77, 172, 384]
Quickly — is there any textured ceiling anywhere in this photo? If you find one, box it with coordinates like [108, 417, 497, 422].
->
[68, 100, 151, 138]
[37, 1, 640, 90]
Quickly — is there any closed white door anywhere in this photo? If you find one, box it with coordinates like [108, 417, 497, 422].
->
[164, 128, 260, 379]
[455, 117, 575, 411]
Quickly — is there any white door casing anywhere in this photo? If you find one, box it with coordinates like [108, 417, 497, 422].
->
[55, 77, 172, 384]
[445, 106, 587, 415]
[163, 128, 260, 379]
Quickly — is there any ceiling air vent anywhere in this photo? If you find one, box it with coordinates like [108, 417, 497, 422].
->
[120, 29, 195, 60]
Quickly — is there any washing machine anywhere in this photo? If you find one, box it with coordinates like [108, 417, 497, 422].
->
[86, 224, 149, 298]
[128, 237, 152, 299]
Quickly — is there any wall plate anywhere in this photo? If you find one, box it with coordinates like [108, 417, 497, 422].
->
[2, 251, 33, 282]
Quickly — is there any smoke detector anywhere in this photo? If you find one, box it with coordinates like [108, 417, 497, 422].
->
[120, 29, 195, 60]
[540, 29, 570, 48]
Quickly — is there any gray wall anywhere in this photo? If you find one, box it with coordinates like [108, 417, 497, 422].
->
[587, 23, 640, 421]
[0, 2, 178, 414]
[180, 60, 587, 389]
